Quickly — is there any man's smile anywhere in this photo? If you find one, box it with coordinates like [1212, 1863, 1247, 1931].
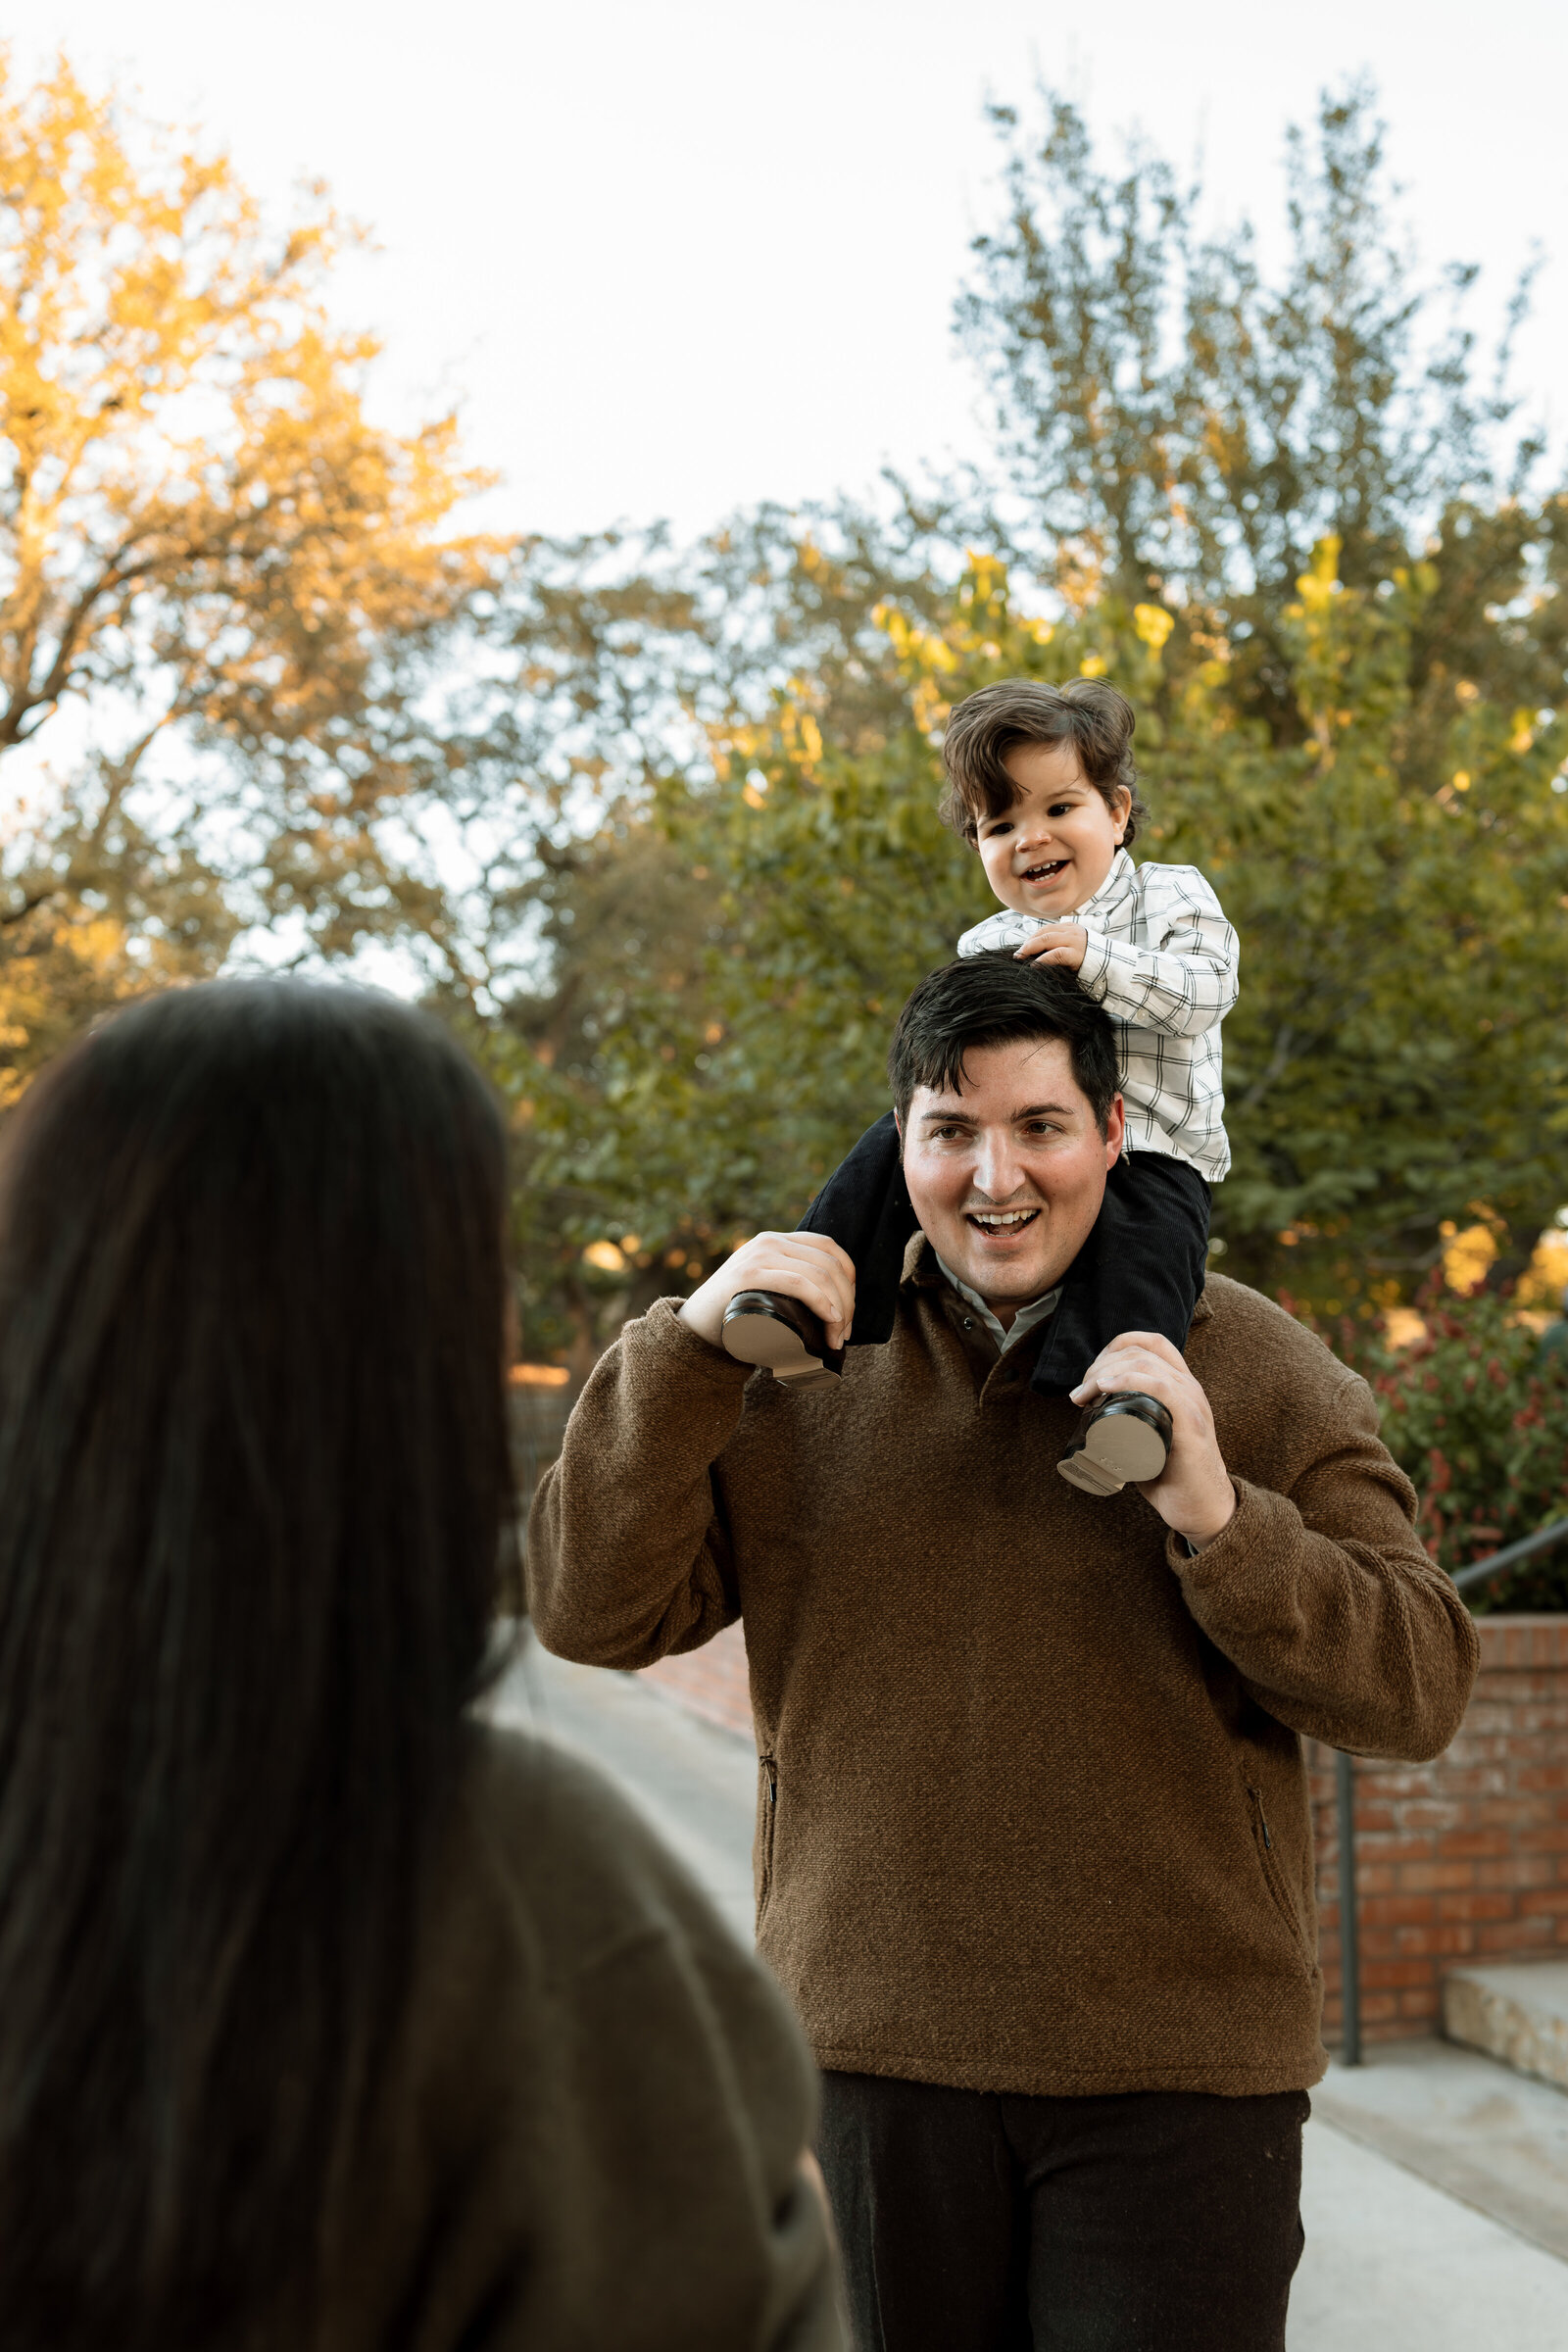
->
[965, 1206, 1042, 1233]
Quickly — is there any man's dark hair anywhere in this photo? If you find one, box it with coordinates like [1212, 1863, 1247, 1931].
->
[887, 952, 1120, 1133]
[0, 979, 513, 2343]
[939, 675, 1151, 846]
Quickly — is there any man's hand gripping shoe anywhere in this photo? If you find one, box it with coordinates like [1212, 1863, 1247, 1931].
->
[722, 1291, 845, 1392]
[1056, 1393, 1174, 1496]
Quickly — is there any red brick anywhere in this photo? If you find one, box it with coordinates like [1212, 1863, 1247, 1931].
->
[1519, 1888, 1568, 1918]
[1400, 1802, 1464, 1833]
[1436, 1889, 1515, 1923]
[1434, 1829, 1512, 1859]
[1396, 1862, 1478, 1894]
[1476, 1798, 1552, 1831]
[1477, 1856, 1555, 1890]
[1361, 1958, 1445, 1989]
[1360, 1837, 1452, 1868]
[1358, 1894, 1438, 1929]
[1395, 1924, 1473, 1958]
[1517, 1825, 1568, 1855]
[1477, 1919, 1555, 1954]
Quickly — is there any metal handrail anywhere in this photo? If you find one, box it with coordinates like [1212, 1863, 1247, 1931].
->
[1450, 1514, 1568, 1593]
[1334, 1515, 1568, 2064]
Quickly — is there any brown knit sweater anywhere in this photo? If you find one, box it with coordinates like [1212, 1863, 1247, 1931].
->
[527, 1260, 1479, 2099]
[304, 1727, 843, 2350]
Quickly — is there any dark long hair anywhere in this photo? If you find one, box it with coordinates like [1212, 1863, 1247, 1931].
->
[0, 981, 514, 2345]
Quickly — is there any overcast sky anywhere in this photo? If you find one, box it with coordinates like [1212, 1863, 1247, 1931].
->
[14, 1, 1568, 542]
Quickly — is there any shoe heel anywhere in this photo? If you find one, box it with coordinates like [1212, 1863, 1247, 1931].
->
[722, 1290, 843, 1386]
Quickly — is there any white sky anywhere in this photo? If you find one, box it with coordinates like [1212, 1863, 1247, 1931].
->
[12, 1, 1568, 541]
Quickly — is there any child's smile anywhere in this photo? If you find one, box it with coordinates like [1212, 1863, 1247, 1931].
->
[976, 740, 1131, 920]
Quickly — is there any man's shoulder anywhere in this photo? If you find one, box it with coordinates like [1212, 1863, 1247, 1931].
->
[1190, 1273, 1356, 1401]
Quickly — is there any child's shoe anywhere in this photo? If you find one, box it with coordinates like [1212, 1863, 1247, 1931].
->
[1056, 1393, 1173, 1495]
[722, 1290, 845, 1391]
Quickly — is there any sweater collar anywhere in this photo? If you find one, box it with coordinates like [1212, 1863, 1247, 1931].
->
[933, 1255, 1061, 1355]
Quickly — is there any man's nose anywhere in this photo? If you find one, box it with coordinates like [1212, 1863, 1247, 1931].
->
[972, 1131, 1027, 1199]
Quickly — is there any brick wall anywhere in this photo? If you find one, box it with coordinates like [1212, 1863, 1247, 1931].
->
[642, 1613, 1568, 2048]
[1310, 1614, 1568, 2044]
[642, 1621, 755, 1740]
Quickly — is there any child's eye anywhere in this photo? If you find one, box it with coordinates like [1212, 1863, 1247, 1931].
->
[1047, 802, 1074, 817]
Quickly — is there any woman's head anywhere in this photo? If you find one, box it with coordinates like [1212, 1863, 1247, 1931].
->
[0, 980, 514, 2341]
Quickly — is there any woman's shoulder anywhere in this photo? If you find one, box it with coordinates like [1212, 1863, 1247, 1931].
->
[450, 1715, 754, 1993]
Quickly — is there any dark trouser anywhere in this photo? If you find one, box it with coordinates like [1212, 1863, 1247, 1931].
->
[816, 2072, 1307, 2352]
[798, 1112, 1211, 1394]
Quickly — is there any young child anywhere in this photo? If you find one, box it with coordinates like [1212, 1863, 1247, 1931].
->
[720, 676, 1239, 1496]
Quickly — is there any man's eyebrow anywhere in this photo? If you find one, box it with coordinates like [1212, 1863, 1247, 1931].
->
[915, 1100, 1076, 1123]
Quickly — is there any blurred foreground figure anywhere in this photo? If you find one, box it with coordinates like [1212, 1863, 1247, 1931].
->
[0, 982, 840, 2352]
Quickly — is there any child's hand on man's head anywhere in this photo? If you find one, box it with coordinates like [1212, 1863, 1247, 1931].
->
[1014, 922, 1088, 972]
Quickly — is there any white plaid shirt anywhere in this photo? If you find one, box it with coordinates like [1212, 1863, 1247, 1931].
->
[956, 850, 1238, 1183]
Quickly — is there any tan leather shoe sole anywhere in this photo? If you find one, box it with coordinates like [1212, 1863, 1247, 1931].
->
[1056, 1394, 1172, 1495]
[722, 1292, 844, 1391]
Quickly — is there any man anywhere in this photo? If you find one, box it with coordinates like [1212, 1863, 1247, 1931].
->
[527, 956, 1479, 2352]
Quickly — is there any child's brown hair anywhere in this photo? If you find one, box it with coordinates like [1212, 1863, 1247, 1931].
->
[939, 677, 1150, 847]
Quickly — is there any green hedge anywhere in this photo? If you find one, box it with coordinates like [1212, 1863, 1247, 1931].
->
[1296, 1286, 1568, 1612]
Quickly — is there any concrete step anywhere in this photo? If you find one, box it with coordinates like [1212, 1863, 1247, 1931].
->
[1444, 1962, 1568, 2096]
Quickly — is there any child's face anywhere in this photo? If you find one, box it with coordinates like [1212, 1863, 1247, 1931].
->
[975, 740, 1131, 919]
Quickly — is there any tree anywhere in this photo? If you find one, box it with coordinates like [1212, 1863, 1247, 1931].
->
[956, 81, 1562, 739]
[495, 530, 1568, 1332]
[487, 83, 1568, 1341]
[0, 53, 495, 1089]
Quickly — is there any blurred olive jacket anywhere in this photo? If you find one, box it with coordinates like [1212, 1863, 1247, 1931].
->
[527, 1263, 1480, 2099]
[312, 1727, 843, 2351]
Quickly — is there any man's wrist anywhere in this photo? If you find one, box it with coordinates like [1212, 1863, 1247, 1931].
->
[1174, 1484, 1238, 1553]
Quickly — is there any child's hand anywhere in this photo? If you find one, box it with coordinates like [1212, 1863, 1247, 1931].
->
[1014, 922, 1088, 971]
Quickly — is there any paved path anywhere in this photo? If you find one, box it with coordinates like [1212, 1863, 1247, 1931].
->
[493, 1638, 1568, 2352]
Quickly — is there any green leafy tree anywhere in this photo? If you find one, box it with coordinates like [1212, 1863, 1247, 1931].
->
[1298, 1284, 1568, 1611]
[490, 83, 1568, 1348]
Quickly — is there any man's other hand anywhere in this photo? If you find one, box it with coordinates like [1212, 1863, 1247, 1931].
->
[1071, 1331, 1237, 1549]
[679, 1231, 857, 1356]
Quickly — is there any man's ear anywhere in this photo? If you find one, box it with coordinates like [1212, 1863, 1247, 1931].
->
[1103, 1094, 1126, 1166]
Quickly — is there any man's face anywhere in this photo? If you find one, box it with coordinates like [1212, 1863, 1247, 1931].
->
[899, 1036, 1123, 1323]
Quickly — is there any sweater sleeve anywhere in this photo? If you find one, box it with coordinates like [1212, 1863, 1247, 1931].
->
[1167, 1370, 1480, 1760]
[1076, 868, 1239, 1039]
[526, 1299, 755, 1669]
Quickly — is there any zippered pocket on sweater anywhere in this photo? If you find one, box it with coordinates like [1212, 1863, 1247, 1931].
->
[757, 1756, 778, 1915]
[1248, 1787, 1313, 1973]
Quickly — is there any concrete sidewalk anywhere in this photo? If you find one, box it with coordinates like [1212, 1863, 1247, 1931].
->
[492, 1638, 1568, 2352]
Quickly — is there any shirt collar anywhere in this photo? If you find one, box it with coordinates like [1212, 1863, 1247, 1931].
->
[934, 1256, 1061, 1355]
[1076, 846, 1136, 921]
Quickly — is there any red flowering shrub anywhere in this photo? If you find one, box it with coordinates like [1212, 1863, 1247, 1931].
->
[1289, 1280, 1568, 1612]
